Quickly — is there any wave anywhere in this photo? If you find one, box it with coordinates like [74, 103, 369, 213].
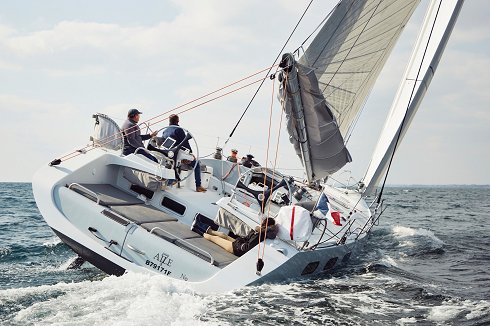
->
[391, 226, 444, 245]
[42, 238, 62, 248]
[0, 247, 12, 257]
[1, 272, 220, 326]
[427, 299, 490, 324]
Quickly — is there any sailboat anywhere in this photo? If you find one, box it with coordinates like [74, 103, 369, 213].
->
[32, 0, 464, 293]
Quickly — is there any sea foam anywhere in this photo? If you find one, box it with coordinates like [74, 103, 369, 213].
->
[5, 272, 223, 326]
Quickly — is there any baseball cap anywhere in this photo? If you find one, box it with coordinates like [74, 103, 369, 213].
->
[128, 108, 143, 117]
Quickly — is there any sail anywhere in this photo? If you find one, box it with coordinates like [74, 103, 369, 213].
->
[279, 54, 352, 183]
[363, 0, 464, 195]
[299, 0, 420, 138]
[279, 0, 421, 183]
[91, 113, 123, 150]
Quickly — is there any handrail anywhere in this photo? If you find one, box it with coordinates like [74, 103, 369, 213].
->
[68, 183, 101, 204]
[127, 244, 146, 255]
[309, 219, 358, 250]
[149, 226, 215, 265]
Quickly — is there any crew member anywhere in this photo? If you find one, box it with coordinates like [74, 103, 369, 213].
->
[161, 114, 207, 192]
[121, 109, 158, 162]
[240, 154, 260, 168]
[227, 149, 239, 163]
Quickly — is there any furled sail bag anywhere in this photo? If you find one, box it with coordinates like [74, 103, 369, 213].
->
[276, 205, 313, 241]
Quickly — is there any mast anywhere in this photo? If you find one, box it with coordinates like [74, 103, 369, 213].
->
[363, 0, 465, 195]
[279, 54, 352, 185]
[280, 54, 315, 183]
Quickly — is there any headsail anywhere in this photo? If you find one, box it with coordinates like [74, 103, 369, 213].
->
[299, 0, 420, 138]
[362, 0, 464, 195]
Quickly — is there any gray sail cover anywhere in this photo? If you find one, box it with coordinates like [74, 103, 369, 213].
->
[280, 62, 352, 179]
[92, 113, 123, 150]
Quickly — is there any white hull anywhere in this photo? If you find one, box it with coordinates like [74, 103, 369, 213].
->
[33, 147, 375, 293]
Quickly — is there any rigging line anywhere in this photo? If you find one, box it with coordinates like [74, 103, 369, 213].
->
[226, 0, 315, 142]
[57, 65, 276, 161]
[149, 64, 279, 132]
[310, 0, 358, 68]
[59, 77, 264, 163]
[261, 81, 286, 259]
[295, 0, 340, 55]
[376, 0, 443, 203]
[257, 76, 276, 261]
[149, 77, 262, 126]
[323, 0, 383, 91]
[260, 80, 275, 215]
[316, 1, 418, 92]
[344, 19, 413, 143]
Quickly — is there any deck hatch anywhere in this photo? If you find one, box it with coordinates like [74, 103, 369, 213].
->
[102, 209, 129, 226]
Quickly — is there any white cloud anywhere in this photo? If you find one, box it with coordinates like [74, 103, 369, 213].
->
[0, 0, 488, 183]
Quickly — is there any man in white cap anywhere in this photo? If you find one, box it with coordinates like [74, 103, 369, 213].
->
[121, 108, 158, 162]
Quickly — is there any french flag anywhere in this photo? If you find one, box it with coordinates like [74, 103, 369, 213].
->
[316, 193, 342, 226]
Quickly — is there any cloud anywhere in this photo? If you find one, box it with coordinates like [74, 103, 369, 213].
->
[0, 0, 488, 183]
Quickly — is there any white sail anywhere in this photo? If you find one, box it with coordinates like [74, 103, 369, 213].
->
[299, 0, 421, 138]
[363, 0, 465, 195]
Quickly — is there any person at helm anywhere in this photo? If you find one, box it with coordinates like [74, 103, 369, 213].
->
[161, 114, 207, 192]
[121, 109, 158, 162]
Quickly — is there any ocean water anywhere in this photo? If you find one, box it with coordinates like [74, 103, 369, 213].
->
[0, 183, 489, 325]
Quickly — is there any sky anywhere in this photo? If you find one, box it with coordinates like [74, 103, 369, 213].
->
[0, 0, 488, 185]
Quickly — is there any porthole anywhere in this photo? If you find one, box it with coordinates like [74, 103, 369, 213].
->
[323, 257, 338, 271]
[301, 261, 320, 275]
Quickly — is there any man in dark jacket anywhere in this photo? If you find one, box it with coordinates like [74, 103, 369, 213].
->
[121, 109, 158, 162]
[161, 114, 206, 192]
[240, 154, 260, 168]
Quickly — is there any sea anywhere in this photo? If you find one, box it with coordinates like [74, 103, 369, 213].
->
[0, 183, 489, 326]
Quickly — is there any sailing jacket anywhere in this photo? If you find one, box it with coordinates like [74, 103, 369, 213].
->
[161, 124, 192, 152]
[121, 118, 151, 155]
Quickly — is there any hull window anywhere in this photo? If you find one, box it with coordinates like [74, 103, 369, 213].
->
[130, 184, 154, 199]
[161, 197, 186, 215]
[301, 261, 320, 275]
[323, 257, 338, 271]
[342, 252, 352, 263]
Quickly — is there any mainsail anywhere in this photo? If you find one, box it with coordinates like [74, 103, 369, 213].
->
[280, 0, 421, 183]
[299, 0, 421, 138]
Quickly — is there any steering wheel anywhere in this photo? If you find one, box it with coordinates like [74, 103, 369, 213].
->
[147, 126, 199, 182]
[233, 167, 293, 213]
